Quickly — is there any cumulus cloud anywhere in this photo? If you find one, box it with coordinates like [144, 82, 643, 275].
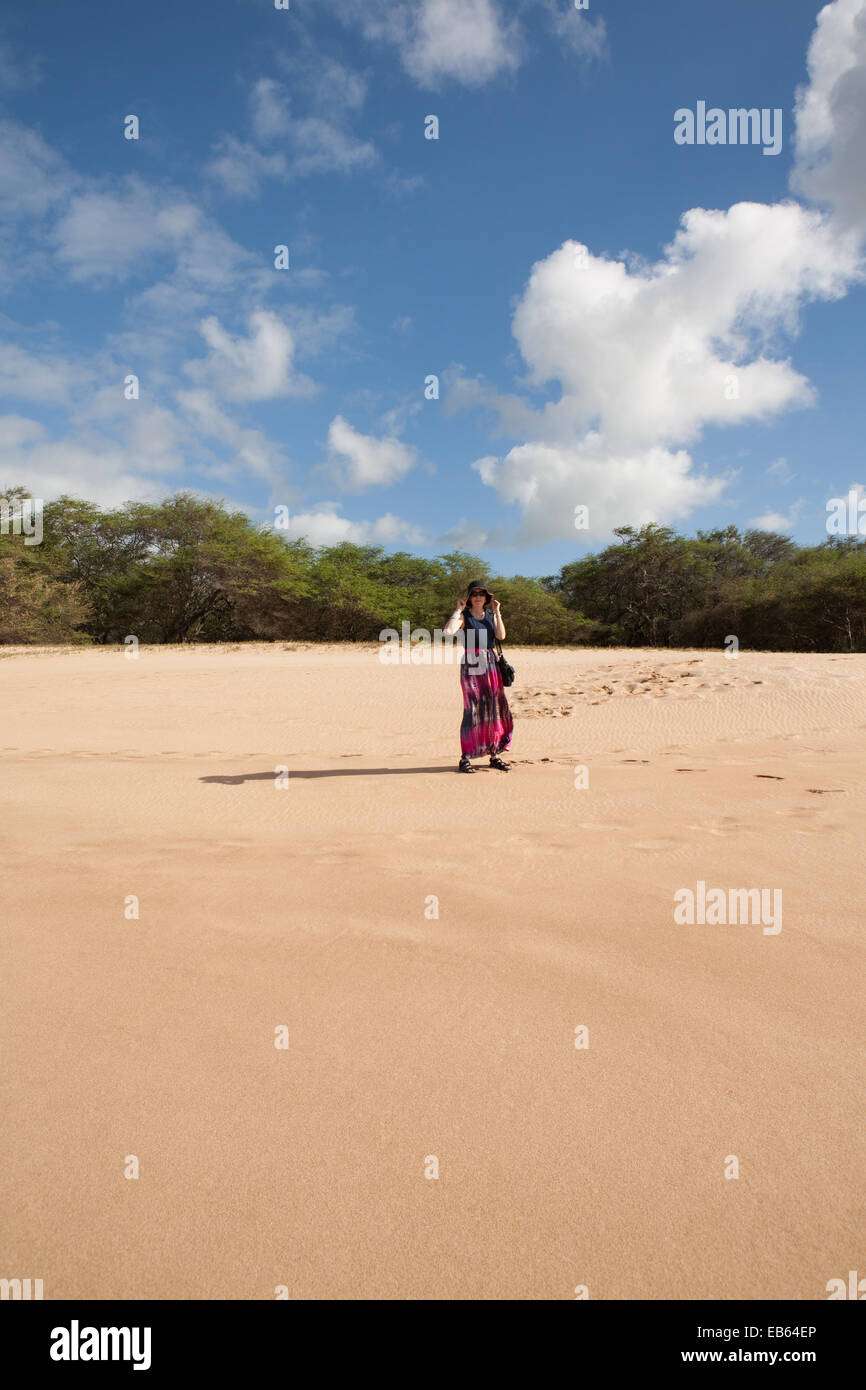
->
[288, 117, 377, 177]
[276, 55, 368, 113]
[334, 0, 519, 87]
[458, 0, 866, 543]
[52, 176, 200, 284]
[331, 0, 602, 87]
[474, 440, 726, 541]
[0, 120, 73, 220]
[204, 136, 288, 200]
[396, 0, 521, 87]
[182, 311, 315, 402]
[0, 342, 94, 405]
[0, 411, 182, 508]
[174, 388, 290, 484]
[250, 77, 291, 140]
[437, 517, 494, 548]
[534, 0, 607, 60]
[749, 499, 807, 531]
[0, 414, 46, 449]
[792, 0, 866, 234]
[515, 206, 855, 448]
[250, 77, 376, 174]
[207, 75, 377, 195]
[325, 415, 418, 489]
[0, 113, 359, 508]
[460, 203, 860, 541]
[284, 505, 426, 546]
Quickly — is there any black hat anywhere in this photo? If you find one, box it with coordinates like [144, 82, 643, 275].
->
[467, 586, 494, 608]
[466, 579, 491, 601]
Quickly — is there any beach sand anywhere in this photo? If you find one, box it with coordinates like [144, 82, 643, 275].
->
[1, 642, 862, 1300]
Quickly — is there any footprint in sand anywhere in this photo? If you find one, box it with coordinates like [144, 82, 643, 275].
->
[688, 817, 746, 837]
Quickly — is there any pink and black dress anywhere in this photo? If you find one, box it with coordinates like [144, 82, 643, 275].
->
[459, 610, 514, 758]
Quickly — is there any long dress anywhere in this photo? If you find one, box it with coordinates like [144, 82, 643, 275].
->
[459, 611, 514, 757]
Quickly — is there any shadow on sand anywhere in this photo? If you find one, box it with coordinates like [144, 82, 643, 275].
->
[200, 766, 458, 784]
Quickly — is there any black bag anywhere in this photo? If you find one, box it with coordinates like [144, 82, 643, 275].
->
[495, 638, 515, 687]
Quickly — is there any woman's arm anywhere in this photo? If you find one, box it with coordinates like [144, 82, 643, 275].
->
[443, 600, 466, 637]
[490, 599, 505, 640]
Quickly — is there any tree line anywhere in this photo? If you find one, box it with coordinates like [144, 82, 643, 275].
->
[1, 487, 864, 650]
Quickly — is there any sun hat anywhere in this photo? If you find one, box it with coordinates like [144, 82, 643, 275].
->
[466, 579, 492, 601]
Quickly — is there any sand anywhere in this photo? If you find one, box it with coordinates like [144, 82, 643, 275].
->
[1, 642, 863, 1300]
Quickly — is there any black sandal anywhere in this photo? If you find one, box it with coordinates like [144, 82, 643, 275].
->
[458, 756, 476, 773]
[489, 755, 510, 771]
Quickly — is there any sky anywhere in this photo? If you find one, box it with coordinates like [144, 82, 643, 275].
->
[0, 0, 864, 576]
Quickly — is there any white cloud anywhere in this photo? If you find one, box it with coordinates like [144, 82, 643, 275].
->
[284, 505, 425, 546]
[332, 0, 602, 87]
[251, 75, 374, 172]
[749, 500, 806, 531]
[0, 120, 73, 220]
[441, 0, 866, 544]
[399, 0, 521, 87]
[182, 311, 315, 401]
[250, 78, 291, 140]
[460, 198, 861, 542]
[437, 517, 492, 548]
[0, 416, 175, 508]
[514, 207, 856, 450]
[534, 0, 607, 59]
[205, 135, 288, 200]
[792, 0, 866, 235]
[175, 388, 290, 483]
[275, 51, 368, 113]
[0, 414, 46, 449]
[0, 123, 340, 508]
[207, 76, 377, 193]
[336, 0, 520, 87]
[325, 414, 417, 489]
[474, 441, 726, 541]
[0, 342, 93, 405]
[52, 176, 200, 283]
[289, 117, 377, 176]
[766, 456, 796, 483]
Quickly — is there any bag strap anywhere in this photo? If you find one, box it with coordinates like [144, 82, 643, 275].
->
[485, 606, 505, 659]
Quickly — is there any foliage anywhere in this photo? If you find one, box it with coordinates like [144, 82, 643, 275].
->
[2, 487, 864, 650]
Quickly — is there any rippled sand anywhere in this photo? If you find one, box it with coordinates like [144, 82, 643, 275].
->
[1, 642, 862, 1298]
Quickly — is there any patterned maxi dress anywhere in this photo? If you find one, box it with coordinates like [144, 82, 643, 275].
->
[460, 611, 514, 758]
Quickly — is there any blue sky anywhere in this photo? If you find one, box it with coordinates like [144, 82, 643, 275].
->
[0, 0, 864, 576]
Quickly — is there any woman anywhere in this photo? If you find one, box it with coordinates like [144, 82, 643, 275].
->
[443, 580, 513, 773]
